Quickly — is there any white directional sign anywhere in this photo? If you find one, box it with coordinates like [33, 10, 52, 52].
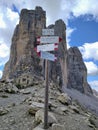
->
[42, 29, 54, 35]
[37, 43, 58, 52]
[37, 36, 62, 44]
[41, 51, 57, 61]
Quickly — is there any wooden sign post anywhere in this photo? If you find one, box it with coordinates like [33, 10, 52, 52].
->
[36, 29, 62, 129]
[42, 29, 54, 129]
[44, 59, 49, 129]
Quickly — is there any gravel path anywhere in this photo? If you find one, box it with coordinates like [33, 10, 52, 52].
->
[0, 85, 98, 130]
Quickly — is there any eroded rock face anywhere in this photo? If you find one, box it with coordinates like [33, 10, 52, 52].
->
[48, 20, 67, 87]
[2, 9, 68, 88]
[67, 47, 93, 94]
[2, 7, 46, 79]
[2, 7, 93, 95]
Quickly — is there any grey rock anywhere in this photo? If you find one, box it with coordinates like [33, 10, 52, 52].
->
[20, 89, 31, 94]
[0, 82, 19, 94]
[48, 19, 67, 87]
[28, 102, 45, 115]
[57, 93, 72, 105]
[4, 83, 19, 93]
[67, 47, 93, 95]
[55, 106, 68, 115]
[89, 116, 98, 128]
[93, 89, 98, 98]
[69, 105, 80, 114]
[0, 75, 97, 130]
[2, 6, 46, 80]
[28, 107, 39, 116]
[35, 109, 57, 125]
[30, 102, 44, 108]
[52, 123, 65, 130]
[0, 107, 9, 116]
[33, 127, 45, 130]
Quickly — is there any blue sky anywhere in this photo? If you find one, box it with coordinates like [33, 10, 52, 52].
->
[69, 15, 98, 46]
[0, 0, 98, 91]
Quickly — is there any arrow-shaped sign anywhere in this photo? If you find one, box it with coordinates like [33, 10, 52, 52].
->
[37, 43, 58, 52]
[40, 51, 57, 61]
[37, 36, 62, 44]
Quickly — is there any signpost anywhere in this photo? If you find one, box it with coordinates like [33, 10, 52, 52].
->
[37, 36, 62, 44]
[35, 28, 62, 129]
[40, 51, 57, 61]
[42, 29, 54, 35]
[37, 43, 58, 52]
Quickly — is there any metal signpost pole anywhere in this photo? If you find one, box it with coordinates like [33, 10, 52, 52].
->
[44, 59, 49, 129]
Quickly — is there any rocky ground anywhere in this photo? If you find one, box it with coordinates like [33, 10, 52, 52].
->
[0, 81, 98, 130]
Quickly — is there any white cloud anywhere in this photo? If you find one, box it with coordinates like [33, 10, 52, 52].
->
[71, 0, 98, 20]
[61, 0, 98, 22]
[84, 61, 98, 76]
[6, 8, 19, 21]
[2, 0, 98, 26]
[0, 58, 9, 67]
[79, 42, 98, 77]
[89, 80, 98, 91]
[0, 43, 10, 69]
[0, 70, 2, 79]
[0, 43, 10, 58]
[0, 7, 19, 46]
[0, 6, 19, 70]
[0, 0, 63, 25]
[0, 14, 6, 28]
[79, 42, 98, 60]
[0, 58, 9, 70]
[66, 27, 76, 48]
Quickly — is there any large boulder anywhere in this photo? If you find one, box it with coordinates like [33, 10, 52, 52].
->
[52, 124, 65, 130]
[57, 93, 72, 105]
[35, 109, 57, 125]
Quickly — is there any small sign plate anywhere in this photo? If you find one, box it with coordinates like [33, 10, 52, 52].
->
[41, 51, 57, 61]
[37, 43, 58, 52]
[42, 29, 54, 35]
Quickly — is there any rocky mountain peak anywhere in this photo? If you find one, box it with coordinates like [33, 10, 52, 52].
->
[2, 6, 46, 80]
[67, 47, 93, 94]
[2, 7, 93, 95]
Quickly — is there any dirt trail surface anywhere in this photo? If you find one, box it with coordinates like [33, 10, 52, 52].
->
[0, 83, 98, 130]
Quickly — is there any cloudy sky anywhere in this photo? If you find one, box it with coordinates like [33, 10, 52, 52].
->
[0, 0, 98, 91]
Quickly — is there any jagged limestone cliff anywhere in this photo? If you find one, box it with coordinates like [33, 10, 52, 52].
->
[2, 6, 93, 94]
[67, 47, 93, 94]
[3, 7, 46, 79]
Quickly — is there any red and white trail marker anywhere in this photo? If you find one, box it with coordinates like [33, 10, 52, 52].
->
[34, 47, 41, 56]
[37, 36, 62, 44]
[36, 43, 58, 52]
